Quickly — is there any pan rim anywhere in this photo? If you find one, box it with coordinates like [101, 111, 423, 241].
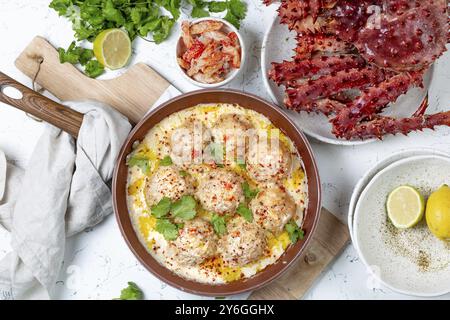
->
[112, 89, 322, 296]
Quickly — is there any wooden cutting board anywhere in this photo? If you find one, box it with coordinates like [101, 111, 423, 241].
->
[15, 36, 169, 124]
[14, 36, 350, 300]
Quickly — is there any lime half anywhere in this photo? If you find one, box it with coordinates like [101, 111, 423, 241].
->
[386, 185, 425, 229]
[93, 29, 131, 70]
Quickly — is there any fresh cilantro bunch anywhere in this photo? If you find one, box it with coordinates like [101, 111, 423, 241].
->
[49, 0, 247, 43]
[49, 0, 176, 43]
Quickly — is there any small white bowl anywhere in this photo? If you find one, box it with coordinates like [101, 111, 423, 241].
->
[175, 17, 245, 88]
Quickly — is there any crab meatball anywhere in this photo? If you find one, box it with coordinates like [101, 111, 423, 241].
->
[195, 169, 244, 215]
[211, 114, 253, 164]
[249, 185, 296, 234]
[170, 118, 211, 168]
[218, 216, 267, 267]
[145, 165, 194, 206]
[247, 137, 292, 182]
[170, 218, 217, 265]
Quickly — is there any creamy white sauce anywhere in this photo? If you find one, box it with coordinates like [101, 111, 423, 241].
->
[126, 103, 308, 284]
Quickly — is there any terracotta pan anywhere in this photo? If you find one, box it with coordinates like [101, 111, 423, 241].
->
[112, 89, 322, 296]
[0, 74, 321, 296]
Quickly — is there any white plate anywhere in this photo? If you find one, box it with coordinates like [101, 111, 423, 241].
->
[348, 148, 450, 246]
[354, 155, 450, 297]
[261, 15, 433, 146]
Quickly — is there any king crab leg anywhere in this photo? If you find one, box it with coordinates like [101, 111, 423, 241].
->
[340, 111, 450, 140]
[331, 71, 424, 136]
[289, 98, 347, 115]
[285, 66, 387, 107]
[269, 54, 366, 85]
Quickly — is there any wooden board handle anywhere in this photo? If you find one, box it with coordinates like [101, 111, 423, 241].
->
[0, 71, 83, 137]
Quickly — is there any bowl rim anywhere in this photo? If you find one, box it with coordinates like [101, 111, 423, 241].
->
[174, 17, 245, 88]
[112, 89, 322, 296]
[353, 154, 450, 297]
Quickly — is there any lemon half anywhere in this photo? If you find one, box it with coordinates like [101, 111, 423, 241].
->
[426, 184, 450, 240]
[386, 185, 425, 229]
[94, 29, 131, 70]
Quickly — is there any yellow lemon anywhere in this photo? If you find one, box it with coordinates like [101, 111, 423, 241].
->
[426, 184, 450, 240]
[386, 185, 425, 229]
[93, 29, 131, 70]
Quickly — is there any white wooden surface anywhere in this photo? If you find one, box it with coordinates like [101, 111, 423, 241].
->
[0, 0, 449, 300]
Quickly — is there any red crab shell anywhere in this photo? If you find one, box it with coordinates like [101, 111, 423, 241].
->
[267, 0, 450, 140]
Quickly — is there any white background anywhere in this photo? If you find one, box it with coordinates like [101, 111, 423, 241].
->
[0, 0, 449, 299]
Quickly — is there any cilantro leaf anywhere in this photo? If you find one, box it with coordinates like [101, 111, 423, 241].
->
[153, 17, 175, 44]
[224, 10, 241, 29]
[242, 182, 259, 200]
[84, 60, 105, 78]
[228, 0, 247, 20]
[211, 214, 227, 236]
[79, 49, 94, 66]
[237, 159, 246, 170]
[223, 0, 247, 29]
[285, 221, 305, 244]
[179, 170, 188, 177]
[49, 0, 74, 16]
[118, 282, 144, 300]
[103, 0, 126, 26]
[208, 1, 228, 12]
[236, 203, 253, 222]
[168, 0, 182, 20]
[207, 143, 224, 165]
[156, 218, 179, 241]
[171, 195, 197, 220]
[58, 41, 82, 64]
[159, 155, 173, 166]
[127, 154, 151, 174]
[191, 6, 210, 18]
[139, 19, 163, 37]
[151, 197, 172, 218]
[58, 42, 95, 66]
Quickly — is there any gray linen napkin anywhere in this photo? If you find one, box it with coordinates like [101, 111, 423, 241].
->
[0, 101, 131, 300]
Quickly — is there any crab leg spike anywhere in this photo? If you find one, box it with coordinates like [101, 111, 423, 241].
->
[331, 71, 424, 136]
[269, 54, 366, 85]
[294, 34, 354, 59]
[285, 66, 387, 107]
[339, 111, 450, 140]
[288, 98, 346, 115]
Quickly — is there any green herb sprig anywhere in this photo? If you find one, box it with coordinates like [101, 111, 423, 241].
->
[285, 220, 304, 244]
[151, 195, 198, 240]
[116, 282, 144, 300]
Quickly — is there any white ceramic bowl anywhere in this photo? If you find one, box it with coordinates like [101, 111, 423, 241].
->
[348, 148, 450, 246]
[175, 17, 245, 88]
[261, 14, 433, 146]
[353, 154, 450, 297]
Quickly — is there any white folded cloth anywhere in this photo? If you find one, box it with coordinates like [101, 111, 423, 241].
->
[0, 101, 131, 300]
